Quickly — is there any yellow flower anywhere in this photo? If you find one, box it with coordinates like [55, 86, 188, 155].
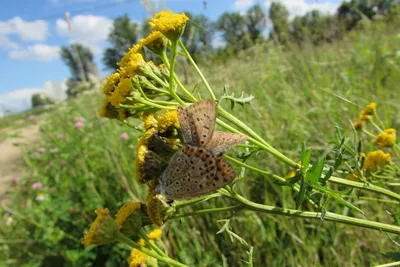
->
[284, 170, 296, 179]
[136, 129, 156, 183]
[149, 11, 189, 40]
[82, 208, 118, 247]
[142, 113, 156, 130]
[119, 44, 143, 68]
[147, 229, 162, 240]
[108, 78, 133, 107]
[102, 72, 120, 95]
[353, 120, 363, 131]
[346, 170, 360, 181]
[124, 53, 145, 77]
[115, 201, 142, 229]
[157, 110, 179, 134]
[363, 150, 391, 172]
[146, 192, 175, 226]
[128, 247, 148, 267]
[139, 31, 168, 54]
[374, 128, 397, 147]
[361, 102, 376, 116]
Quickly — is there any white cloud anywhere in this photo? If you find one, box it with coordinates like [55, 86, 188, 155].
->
[0, 17, 49, 42]
[265, 0, 339, 19]
[56, 15, 112, 54]
[0, 35, 19, 50]
[0, 80, 67, 114]
[8, 44, 60, 61]
[235, 0, 255, 10]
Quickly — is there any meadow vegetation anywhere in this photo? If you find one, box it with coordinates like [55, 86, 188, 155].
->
[1, 9, 400, 267]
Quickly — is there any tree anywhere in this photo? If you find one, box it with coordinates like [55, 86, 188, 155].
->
[217, 12, 251, 52]
[31, 93, 54, 108]
[181, 12, 214, 56]
[269, 2, 290, 43]
[60, 43, 96, 82]
[60, 44, 97, 97]
[103, 15, 139, 71]
[246, 4, 267, 43]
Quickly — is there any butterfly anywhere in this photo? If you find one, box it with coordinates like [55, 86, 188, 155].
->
[154, 100, 247, 200]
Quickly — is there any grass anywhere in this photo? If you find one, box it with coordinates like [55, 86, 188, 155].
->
[1, 21, 399, 266]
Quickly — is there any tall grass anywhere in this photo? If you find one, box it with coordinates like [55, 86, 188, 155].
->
[1, 21, 399, 266]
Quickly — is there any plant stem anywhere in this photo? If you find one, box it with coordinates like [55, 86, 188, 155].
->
[175, 193, 222, 210]
[116, 232, 188, 267]
[168, 40, 185, 105]
[160, 51, 197, 103]
[329, 176, 400, 201]
[224, 155, 318, 208]
[171, 205, 243, 220]
[178, 40, 216, 100]
[138, 228, 167, 257]
[225, 193, 400, 234]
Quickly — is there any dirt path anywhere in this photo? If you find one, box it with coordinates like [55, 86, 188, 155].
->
[0, 123, 41, 202]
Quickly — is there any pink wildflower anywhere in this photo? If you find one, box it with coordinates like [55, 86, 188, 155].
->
[75, 117, 84, 123]
[27, 115, 37, 121]
[31, 182, 43, 190]
[75, 121, 84, 131]
[51, 148, 59, 153]
[35, 152, 41, 158]
[38, 147, 46, 154]
[12, 176, 19, 184]
[57, 133, 64, 139]
[120, 132, 128, 142]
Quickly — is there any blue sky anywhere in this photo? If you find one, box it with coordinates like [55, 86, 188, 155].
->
[0, 0, 342, 114]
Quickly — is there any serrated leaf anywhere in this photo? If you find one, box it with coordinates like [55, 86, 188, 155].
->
[220, 87, 254, 110]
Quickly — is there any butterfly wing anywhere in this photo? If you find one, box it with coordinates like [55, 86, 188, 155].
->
[186, 100, 217, 147]
[177, 106, 198, 146]
[157, 145, 237, 200]
[205, 131, 248, 156]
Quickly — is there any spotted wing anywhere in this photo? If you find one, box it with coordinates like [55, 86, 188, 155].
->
[186, 100, 217, 148]
[177, 105, 197, 146]
[205, 131, 248, 156]
[157, 145, 219, 200]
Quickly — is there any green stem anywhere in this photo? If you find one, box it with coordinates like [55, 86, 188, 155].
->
[168, 40, 185, 105]
[225, 193, 400, 234]
[328, 176, 400, 201]
[224, 155, 318, 208]
[178, 40, 216, 100]
[216, 113, 299, 168]
[160, 51, 197, 103]
[138, 228, 167, 257]
[374, 261, 400, 267]
[171, 205, 243, 220]
[175, 193, 222, 210]
[370, 119, 383, 133]
[116, 232, 188, 267]
[342, 195, 400, 204]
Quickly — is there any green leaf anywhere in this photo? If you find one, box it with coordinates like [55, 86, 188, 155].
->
[383, 251, 400, 261]
[220, 86, 254, 110]
[307, 157, 325, 185]
[301, 143, 312, 170]
[333, 154, 343, 170]
[314, 184, 363, 214]
[296, 175, 306, 209]
[320, 167, 333, 185]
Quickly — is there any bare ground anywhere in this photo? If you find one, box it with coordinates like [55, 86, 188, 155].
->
[0, 123, 41, 203]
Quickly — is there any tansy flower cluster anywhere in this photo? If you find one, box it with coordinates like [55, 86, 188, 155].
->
[99, 11, 189, 121]
[374, 128, 396, 147]
[353, 102, 376, 130]
[128, 228, 162, 267]
[347, 150, 391, 181]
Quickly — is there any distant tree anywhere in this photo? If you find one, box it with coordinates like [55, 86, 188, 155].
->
[60, 43, 96, 82]
[246, 4, 267, 42]
[31, 93, 54, 108]
[60, 44, 97, 98]
[181, 12, 214, 56]
[269, 2, 290, 43]
[103, 15, 139, 71]
[217, 12, 251, 52]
